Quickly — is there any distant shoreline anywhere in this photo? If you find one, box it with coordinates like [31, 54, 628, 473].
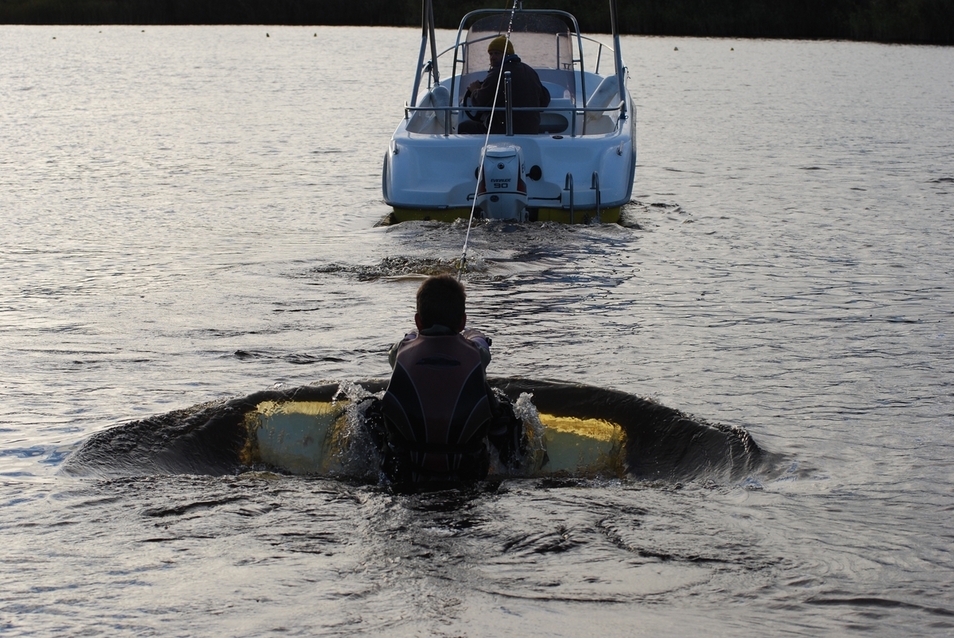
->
[2, 0, 952, 45]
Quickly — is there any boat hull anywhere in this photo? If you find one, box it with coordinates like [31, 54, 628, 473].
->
[382, 4, 639, 224]
[383, 205, 622, 225]
[383, 106, 635, 224]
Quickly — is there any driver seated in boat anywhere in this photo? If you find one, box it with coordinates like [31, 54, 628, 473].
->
[458, 35, 551, 135]
[367, 275, 525, 487]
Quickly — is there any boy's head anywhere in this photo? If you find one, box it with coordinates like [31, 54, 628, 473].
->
[415, 275, 466, 331]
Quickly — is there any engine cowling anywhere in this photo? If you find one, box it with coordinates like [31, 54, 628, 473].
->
[476, 144, 528, 221]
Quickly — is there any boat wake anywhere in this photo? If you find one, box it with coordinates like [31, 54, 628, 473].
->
[62, 379, 778, 485]
[312, 212, 646, 286]
[309, 256, 486, 281]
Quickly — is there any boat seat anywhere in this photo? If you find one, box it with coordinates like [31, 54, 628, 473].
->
[541, 81, 570, 100]
[585, 76, 621, 134]
[539, 114, 569, 134]
[541, 95, 573, 134]
[406, 85, 451, 134]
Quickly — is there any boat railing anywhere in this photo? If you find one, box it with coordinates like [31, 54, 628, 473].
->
[404, 100, 625, 137]
[578, 34, 612, 76]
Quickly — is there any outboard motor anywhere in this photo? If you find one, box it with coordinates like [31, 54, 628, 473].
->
[476, 144, 528, 221]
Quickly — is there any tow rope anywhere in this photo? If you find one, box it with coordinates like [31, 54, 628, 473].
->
[457, 0, 520, 281]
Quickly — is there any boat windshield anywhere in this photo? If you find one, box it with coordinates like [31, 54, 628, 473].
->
[462, 13, 576, 75]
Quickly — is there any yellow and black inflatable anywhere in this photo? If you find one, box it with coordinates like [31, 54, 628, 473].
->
[63, 378, 772, 483]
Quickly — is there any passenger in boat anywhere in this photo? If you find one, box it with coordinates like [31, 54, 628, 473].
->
[458, 35, 551, 135]
[366, 275, 525, 487]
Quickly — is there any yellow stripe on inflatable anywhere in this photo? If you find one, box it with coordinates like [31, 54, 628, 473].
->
[241, 400, 626, 478]
[537, 414, 620, 442]
[253, 400, 346, 417]
[244, 401, 348, 474]
[536, 413, 625, 477]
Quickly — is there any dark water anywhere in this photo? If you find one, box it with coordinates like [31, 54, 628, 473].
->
[2, 25, 953, 636]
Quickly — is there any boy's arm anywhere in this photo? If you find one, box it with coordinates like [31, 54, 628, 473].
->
[387, 331, 418, 369]
[462, 328, 492, 368]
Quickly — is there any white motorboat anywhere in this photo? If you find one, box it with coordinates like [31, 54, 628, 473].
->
[382, 0, 636, 224]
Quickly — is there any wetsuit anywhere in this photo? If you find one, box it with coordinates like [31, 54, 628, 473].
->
[377, 325, 522, 486]
[462, 54, 551, 135]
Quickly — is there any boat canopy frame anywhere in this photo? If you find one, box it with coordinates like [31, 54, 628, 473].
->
[406, 0, 629, 138]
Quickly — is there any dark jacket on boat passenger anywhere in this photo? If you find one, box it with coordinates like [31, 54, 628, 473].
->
[469, 54, 551, 135]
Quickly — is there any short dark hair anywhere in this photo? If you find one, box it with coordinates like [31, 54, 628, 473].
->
[416, 275, 466, 330]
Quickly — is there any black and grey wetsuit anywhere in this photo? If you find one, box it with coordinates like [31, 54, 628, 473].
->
[380, 326, 494, 483]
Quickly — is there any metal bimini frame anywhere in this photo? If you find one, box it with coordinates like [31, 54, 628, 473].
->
[410, 0, 440, 107]
[406, 0, 628, 138]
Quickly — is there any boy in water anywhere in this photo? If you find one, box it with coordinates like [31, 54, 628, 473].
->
[370, 275, 524, 486]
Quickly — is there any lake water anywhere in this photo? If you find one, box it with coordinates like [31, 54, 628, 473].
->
[2, 24, 953, 636]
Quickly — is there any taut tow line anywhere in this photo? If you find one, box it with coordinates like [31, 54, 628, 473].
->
[457, 0, 521, 281]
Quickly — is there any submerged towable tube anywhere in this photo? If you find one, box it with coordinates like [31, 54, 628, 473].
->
[63, 378, 771, 483]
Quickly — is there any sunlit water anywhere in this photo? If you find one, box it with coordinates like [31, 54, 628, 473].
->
[2, 25, 953, 636]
